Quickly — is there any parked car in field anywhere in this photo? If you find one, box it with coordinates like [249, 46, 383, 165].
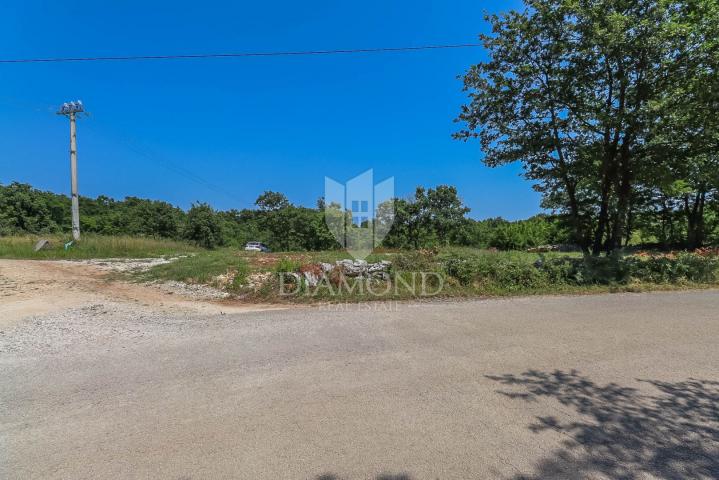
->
[244, 241, 271, 252]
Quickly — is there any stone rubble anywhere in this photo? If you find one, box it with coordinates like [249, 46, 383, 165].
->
[283, 259, 392, 287]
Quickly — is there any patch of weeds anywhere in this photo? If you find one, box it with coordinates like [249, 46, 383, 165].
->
[136, 248, 247, 285]
[274, 256, 302, 273]
[393, 249, 439, 272]
[228, 262, 250, 292]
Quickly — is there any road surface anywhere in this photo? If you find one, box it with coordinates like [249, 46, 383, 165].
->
[1, 261, 718, 479]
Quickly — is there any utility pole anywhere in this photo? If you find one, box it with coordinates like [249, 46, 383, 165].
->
[58, 101, 84, 241]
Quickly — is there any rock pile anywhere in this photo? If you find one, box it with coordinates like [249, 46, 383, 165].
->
[334, 259, 392, 278]
[287, 259, 392, 287]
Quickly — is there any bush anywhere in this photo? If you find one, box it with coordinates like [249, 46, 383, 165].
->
[443, 252, 548, 290]
[576, 253, 633, 284]
[393, 249, 439, 272]
[535, 255, 576, 284]
[443, 256, 477, 285]
[184, 203, 223, 249]
[443, 251, 719, 290]
[628, 252, 719, 283]
[478, 258, 546, 290]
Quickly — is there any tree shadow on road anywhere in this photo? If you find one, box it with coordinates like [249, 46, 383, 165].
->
[487, 370, 719, 479]
[316, 474, 412, 480]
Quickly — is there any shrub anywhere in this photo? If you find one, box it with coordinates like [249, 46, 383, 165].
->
[443, 253, 548, 290]
[479, 258, 546, 290]
[274, 256, 301, 273]
[393, 250, 439, 272]
[629, 252, 719, 283]
[575, 253, 633, 285]
[443, 251, 719, 290]
[443, 256, 477, 285]
[535, 255, 576, 284]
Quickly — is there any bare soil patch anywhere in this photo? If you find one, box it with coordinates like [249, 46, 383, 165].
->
[0, 259, 287, 328]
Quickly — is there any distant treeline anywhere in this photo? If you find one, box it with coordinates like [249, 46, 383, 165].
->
[0, 182, 573, 251]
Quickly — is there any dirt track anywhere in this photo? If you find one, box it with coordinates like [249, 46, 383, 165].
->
[1, 260, 718, 479]
[0, 259, 283, 329]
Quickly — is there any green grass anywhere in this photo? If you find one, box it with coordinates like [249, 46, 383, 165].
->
[135, 246, 719, 303]
[3, 236, 717, 303]
[438, 245, 582, 261]
[0, 234, 199, 259]
[243, 247, 719, 303]
[254, 277, 715, 304]
[305, 250, 395, 263]
[135, 248, 248, 287]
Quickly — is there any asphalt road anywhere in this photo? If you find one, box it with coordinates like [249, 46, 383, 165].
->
[2, 290, 718, 479]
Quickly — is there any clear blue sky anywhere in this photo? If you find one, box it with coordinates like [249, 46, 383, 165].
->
[0, 0, 541, 220]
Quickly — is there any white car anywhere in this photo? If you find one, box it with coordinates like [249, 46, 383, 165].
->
[244, 242, 271, 252]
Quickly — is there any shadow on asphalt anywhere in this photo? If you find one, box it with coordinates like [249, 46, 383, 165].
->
[487, 370, 719, 479]
[316, 475, 412, 480]
[185, 371, 718, 480]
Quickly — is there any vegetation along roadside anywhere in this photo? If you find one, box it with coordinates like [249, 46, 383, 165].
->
[134, 246, 719, 303]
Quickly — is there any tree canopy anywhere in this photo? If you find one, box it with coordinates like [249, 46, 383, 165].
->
[456, 0, 719, 253]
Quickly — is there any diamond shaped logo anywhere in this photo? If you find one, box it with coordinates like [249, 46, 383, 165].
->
[324, 169, 394, 260]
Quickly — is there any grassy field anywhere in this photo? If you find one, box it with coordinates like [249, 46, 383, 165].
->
[0, 234, 199, 259]
[134, 248, 247, 286]
[2, 235, 717, 302]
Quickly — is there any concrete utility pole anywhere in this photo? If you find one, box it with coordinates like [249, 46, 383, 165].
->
[58, 101, 84, 241]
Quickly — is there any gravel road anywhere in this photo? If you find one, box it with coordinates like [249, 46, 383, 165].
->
[1, 261, 718, 479]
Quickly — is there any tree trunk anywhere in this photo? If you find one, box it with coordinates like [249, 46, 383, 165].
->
[592, 155, 616, 255]
[685, 191, 706, 250]
[624, 201, 634, 247]
[547, 101, 586, 251]
[660, 197, 670, 250]
[610, 140, 633, 251]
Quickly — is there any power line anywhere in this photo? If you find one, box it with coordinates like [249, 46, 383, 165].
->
[0, 43, 482, 64]
[82, 120, 248, 205]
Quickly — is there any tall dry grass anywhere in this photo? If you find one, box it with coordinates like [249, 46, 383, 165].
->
[0, 234, 199, 259]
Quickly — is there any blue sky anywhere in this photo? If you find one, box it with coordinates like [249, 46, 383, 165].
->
[0, 0, 540, 220]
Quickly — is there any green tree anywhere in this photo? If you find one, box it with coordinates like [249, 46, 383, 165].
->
[643, 0, 719, 249]
[184, 202, 223, 248]
[382, 186, 471, 248]
[255, 191, 290, 212]
[456, 0, 677, 253]
[425, 185, 471, 245]
[0, 182, 65, 234]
